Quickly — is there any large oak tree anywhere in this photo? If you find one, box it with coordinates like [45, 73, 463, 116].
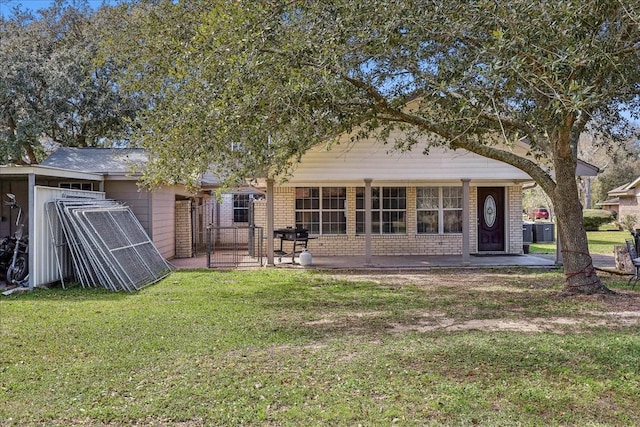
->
[108, 0, 640, 294]
[0, 0, 140, 164]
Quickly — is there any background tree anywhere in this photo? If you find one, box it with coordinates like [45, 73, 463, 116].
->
[0, 0, 140, 165]
[98, 0, 358, 189]
[107, 0, 640, 294]
[575, 133, 640, 208]
[523, 186, 554, 220]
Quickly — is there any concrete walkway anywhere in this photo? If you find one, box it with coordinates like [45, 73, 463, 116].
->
[169, 252, 616, 271]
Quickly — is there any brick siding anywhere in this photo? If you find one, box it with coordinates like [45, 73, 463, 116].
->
[618, 196, 640, 225]
[175, 200, 192, 258]
[253, 185, 523, 256]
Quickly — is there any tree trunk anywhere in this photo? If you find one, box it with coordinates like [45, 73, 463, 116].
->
[552, 138, 612, 295]
[584, 176, 592, 209]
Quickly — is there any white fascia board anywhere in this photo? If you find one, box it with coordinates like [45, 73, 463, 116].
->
[0, 165, 104, 181]
[625, 176, 640, 190]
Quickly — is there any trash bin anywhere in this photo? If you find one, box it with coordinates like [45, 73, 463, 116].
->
[632, 230, 640, 255]
[532, 223, 555, 243]
[522, 222, 533, 244]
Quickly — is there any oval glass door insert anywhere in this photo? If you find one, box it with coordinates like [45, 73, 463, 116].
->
[484, 195, 496, 227]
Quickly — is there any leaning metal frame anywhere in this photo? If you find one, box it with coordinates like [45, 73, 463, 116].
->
[46, 198, 173, 292]
[49, 199, 118, 289]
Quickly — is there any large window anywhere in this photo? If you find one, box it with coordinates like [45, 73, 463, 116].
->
[295, 187, 346, 234]
[416, 187, 463, 234]
[356, 187, 406, 234]
[233, 194, 251, 223]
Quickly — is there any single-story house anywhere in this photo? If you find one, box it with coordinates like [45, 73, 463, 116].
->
[596, 197, 620, 217]
[605, 179, 640, 222]
[1, 136, 598, 287]
[251, 130, 598, 264]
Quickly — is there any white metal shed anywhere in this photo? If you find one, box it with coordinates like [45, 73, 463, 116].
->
[0, 165, 104, 290]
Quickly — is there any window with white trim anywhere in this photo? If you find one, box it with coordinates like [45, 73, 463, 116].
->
[356, 187, 406, 234]
[416, 186, 463, 234]
[233, 194, 251, 223]
[295, 187, 346, 234]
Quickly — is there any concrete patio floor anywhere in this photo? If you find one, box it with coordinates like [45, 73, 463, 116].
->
[0, 252, 619, 295]
[169, 252, 616, 271]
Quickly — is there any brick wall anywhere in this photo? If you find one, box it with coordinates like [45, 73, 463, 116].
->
[470, 187, 478, 253]
[618, 196, 640, 224]
[175, 200, 192, 258]
[508, 186, 524, 253]
[274, 187, 296, 227]
[254, 185, 522, 256]
[254, 199, 266, 231]
[219, 194, 234, 227]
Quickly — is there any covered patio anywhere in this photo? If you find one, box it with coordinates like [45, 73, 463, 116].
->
[169, 252, 615, 271]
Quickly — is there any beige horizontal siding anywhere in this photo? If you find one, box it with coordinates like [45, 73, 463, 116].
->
[151, 189, 176, 259]
[285, 134, 531, 184]
[104, 181, 151, 232]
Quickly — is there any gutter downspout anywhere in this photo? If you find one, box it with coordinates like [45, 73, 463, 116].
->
[28, 173, 35, 291]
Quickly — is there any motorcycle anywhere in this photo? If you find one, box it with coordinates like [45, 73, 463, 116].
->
[4, 193, 28, 286]
[0, 235, 16, 275]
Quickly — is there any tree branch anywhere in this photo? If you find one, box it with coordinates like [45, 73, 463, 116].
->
[338, 73, 558, 192]
[452, 137, 557, 194]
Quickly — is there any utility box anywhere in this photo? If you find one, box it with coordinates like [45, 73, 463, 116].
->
[631, 230, 640, 255]
[533, 223, 555, 243]
[522, 222, 533, 244]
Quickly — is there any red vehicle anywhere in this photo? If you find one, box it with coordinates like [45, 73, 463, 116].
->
[532, 207, 550, 220]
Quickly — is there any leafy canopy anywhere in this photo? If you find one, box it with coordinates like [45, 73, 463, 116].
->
[111, 0, 639, 191]
[0, 0, 141, 164]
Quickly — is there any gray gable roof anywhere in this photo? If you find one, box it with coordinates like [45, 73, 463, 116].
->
[40, 147, 223, 186]
[40, 147, 147, 174]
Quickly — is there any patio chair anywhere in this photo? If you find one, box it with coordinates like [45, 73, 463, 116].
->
[624, 238, 640, 289]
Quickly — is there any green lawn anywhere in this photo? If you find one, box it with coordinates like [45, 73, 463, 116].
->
[1, 269, 639, 426]
[529, 230, 630, 255]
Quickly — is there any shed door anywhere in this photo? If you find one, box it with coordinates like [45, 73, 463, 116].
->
[477, 187, 505, 252]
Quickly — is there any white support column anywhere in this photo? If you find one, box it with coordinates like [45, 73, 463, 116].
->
[266, 178, 275, 266]
[364, 178, 372, 266]
[462, 179, 471, 265]
[28, 173, 35, 290]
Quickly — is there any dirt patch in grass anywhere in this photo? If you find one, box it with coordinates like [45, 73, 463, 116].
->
[387, 315, 611, 334]
[319, 269, 640, 334]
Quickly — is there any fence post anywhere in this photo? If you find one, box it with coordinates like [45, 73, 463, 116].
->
[206, 225, 212, 268]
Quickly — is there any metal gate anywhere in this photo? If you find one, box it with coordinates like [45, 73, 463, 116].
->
[192, 198, 256, 255]
[206, 225, 264, 268]
[192, 200, 216, 255]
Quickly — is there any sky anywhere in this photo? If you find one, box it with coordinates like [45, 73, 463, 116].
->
[0, 0, 115, 16]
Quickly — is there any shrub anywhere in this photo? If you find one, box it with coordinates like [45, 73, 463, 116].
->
[620, 214, 638, 232]
[582, 209, 613, 231]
